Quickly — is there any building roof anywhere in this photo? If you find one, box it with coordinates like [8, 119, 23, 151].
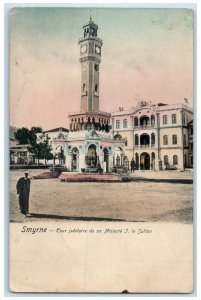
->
[43, 127, 69, 133]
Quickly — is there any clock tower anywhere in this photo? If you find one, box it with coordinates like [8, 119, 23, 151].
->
[78, 17, 103, 113]
[69, 18, 111, 133]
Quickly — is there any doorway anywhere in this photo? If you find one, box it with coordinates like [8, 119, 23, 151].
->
[140, 152, 150, 170]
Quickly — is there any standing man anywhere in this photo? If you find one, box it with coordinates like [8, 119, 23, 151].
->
[16, 170, 31, 216]
[130, 158, 135, 173]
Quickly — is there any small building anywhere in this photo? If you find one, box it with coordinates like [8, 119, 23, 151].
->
[9, 126, 34, 165]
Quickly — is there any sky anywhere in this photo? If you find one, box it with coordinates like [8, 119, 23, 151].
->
[9, 7, 193, 130]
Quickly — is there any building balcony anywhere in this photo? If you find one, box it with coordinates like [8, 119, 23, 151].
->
[53, 138, 69, 142]
[134, 144, 156, 149]
[134, 125, 155, 130]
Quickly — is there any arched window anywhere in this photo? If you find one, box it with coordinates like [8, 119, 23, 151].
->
[151, 133, 155, 145]
[183, 134, 187, 146]
[125, 139, 128, 146]
[95, 84, 98, 92]
[116, 120, 120, 129]
[123, 119, 128, 128]
[173, 155, 178, 165]
[172, 114, 177, 124]
[151, 115, 155, 126]
[183, 114, 188, 126]
[114, 134, 122, 140]
[163, 115, 167, 125]
[172, 135, 177, 145]
[135, 134, 139, 146]
[134, 117, 138, 127]
[82, 83, 85, 92]
[163, 135, 168, 145]
[164, 155, 169, 165]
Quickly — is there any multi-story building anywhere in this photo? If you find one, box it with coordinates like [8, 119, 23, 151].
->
[112, 100, 193, 170]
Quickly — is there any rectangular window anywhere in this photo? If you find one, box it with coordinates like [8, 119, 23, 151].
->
[164, 155, 169, 165]
[163, 115, 167, 125]
[172, 135, 177, 145]
[172, 114, 177, 124]
[163, 135, 168, 145]
[173, 155, 178, 165]
[116, 120, 120, 129]
[123, 119, 128, 128]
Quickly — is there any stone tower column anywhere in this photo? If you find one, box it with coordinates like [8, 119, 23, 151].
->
[78, 17, 103, 113]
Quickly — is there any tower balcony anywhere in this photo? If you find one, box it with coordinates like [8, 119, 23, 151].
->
[78, 37, 103, 44]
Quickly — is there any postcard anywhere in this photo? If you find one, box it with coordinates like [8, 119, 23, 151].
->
[9, 7, 194, 293]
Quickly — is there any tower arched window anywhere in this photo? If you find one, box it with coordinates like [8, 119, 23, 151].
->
[163, 135, 168, 145]
[95, 84, 98, 92]
[183, 114, 188, 126]
[183, 134, 187, 146]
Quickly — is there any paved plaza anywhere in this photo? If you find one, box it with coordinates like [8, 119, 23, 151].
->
[9, 169, 193, 224]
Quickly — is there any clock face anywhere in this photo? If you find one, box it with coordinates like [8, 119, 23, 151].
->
[81, 45, 87, 54]
[95, 46, 100, 54]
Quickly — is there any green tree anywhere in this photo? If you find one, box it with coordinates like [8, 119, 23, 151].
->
[33, 133, 52, 165]
[14, 127, 42, 145]
[14, 126, 54, 166]
[14, 127, 30, 144]
[29, 127, 42, 145]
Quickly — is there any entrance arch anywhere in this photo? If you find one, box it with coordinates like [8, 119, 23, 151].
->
[71, 147, 79, 171]
[103, 147, 109, 173]
[86, 144, 97, 167]
[114, 147, 124, 166]
[140, 152, 150, 170]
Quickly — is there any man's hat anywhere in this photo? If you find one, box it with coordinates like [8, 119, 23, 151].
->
[23, 170, 29, 174]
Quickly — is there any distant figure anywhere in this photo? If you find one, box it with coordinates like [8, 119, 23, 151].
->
[130, 158, 135, 173]
[116, 155, 120, 166]
[16, 170, 31, 216]
[97, 162, 103, 174]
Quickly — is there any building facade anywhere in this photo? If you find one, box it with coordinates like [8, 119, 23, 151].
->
[11, 18, 193, 172]
[112, 100, 193, 170]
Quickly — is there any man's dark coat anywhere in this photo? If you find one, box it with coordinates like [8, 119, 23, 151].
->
[16, 177, 31, 215]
